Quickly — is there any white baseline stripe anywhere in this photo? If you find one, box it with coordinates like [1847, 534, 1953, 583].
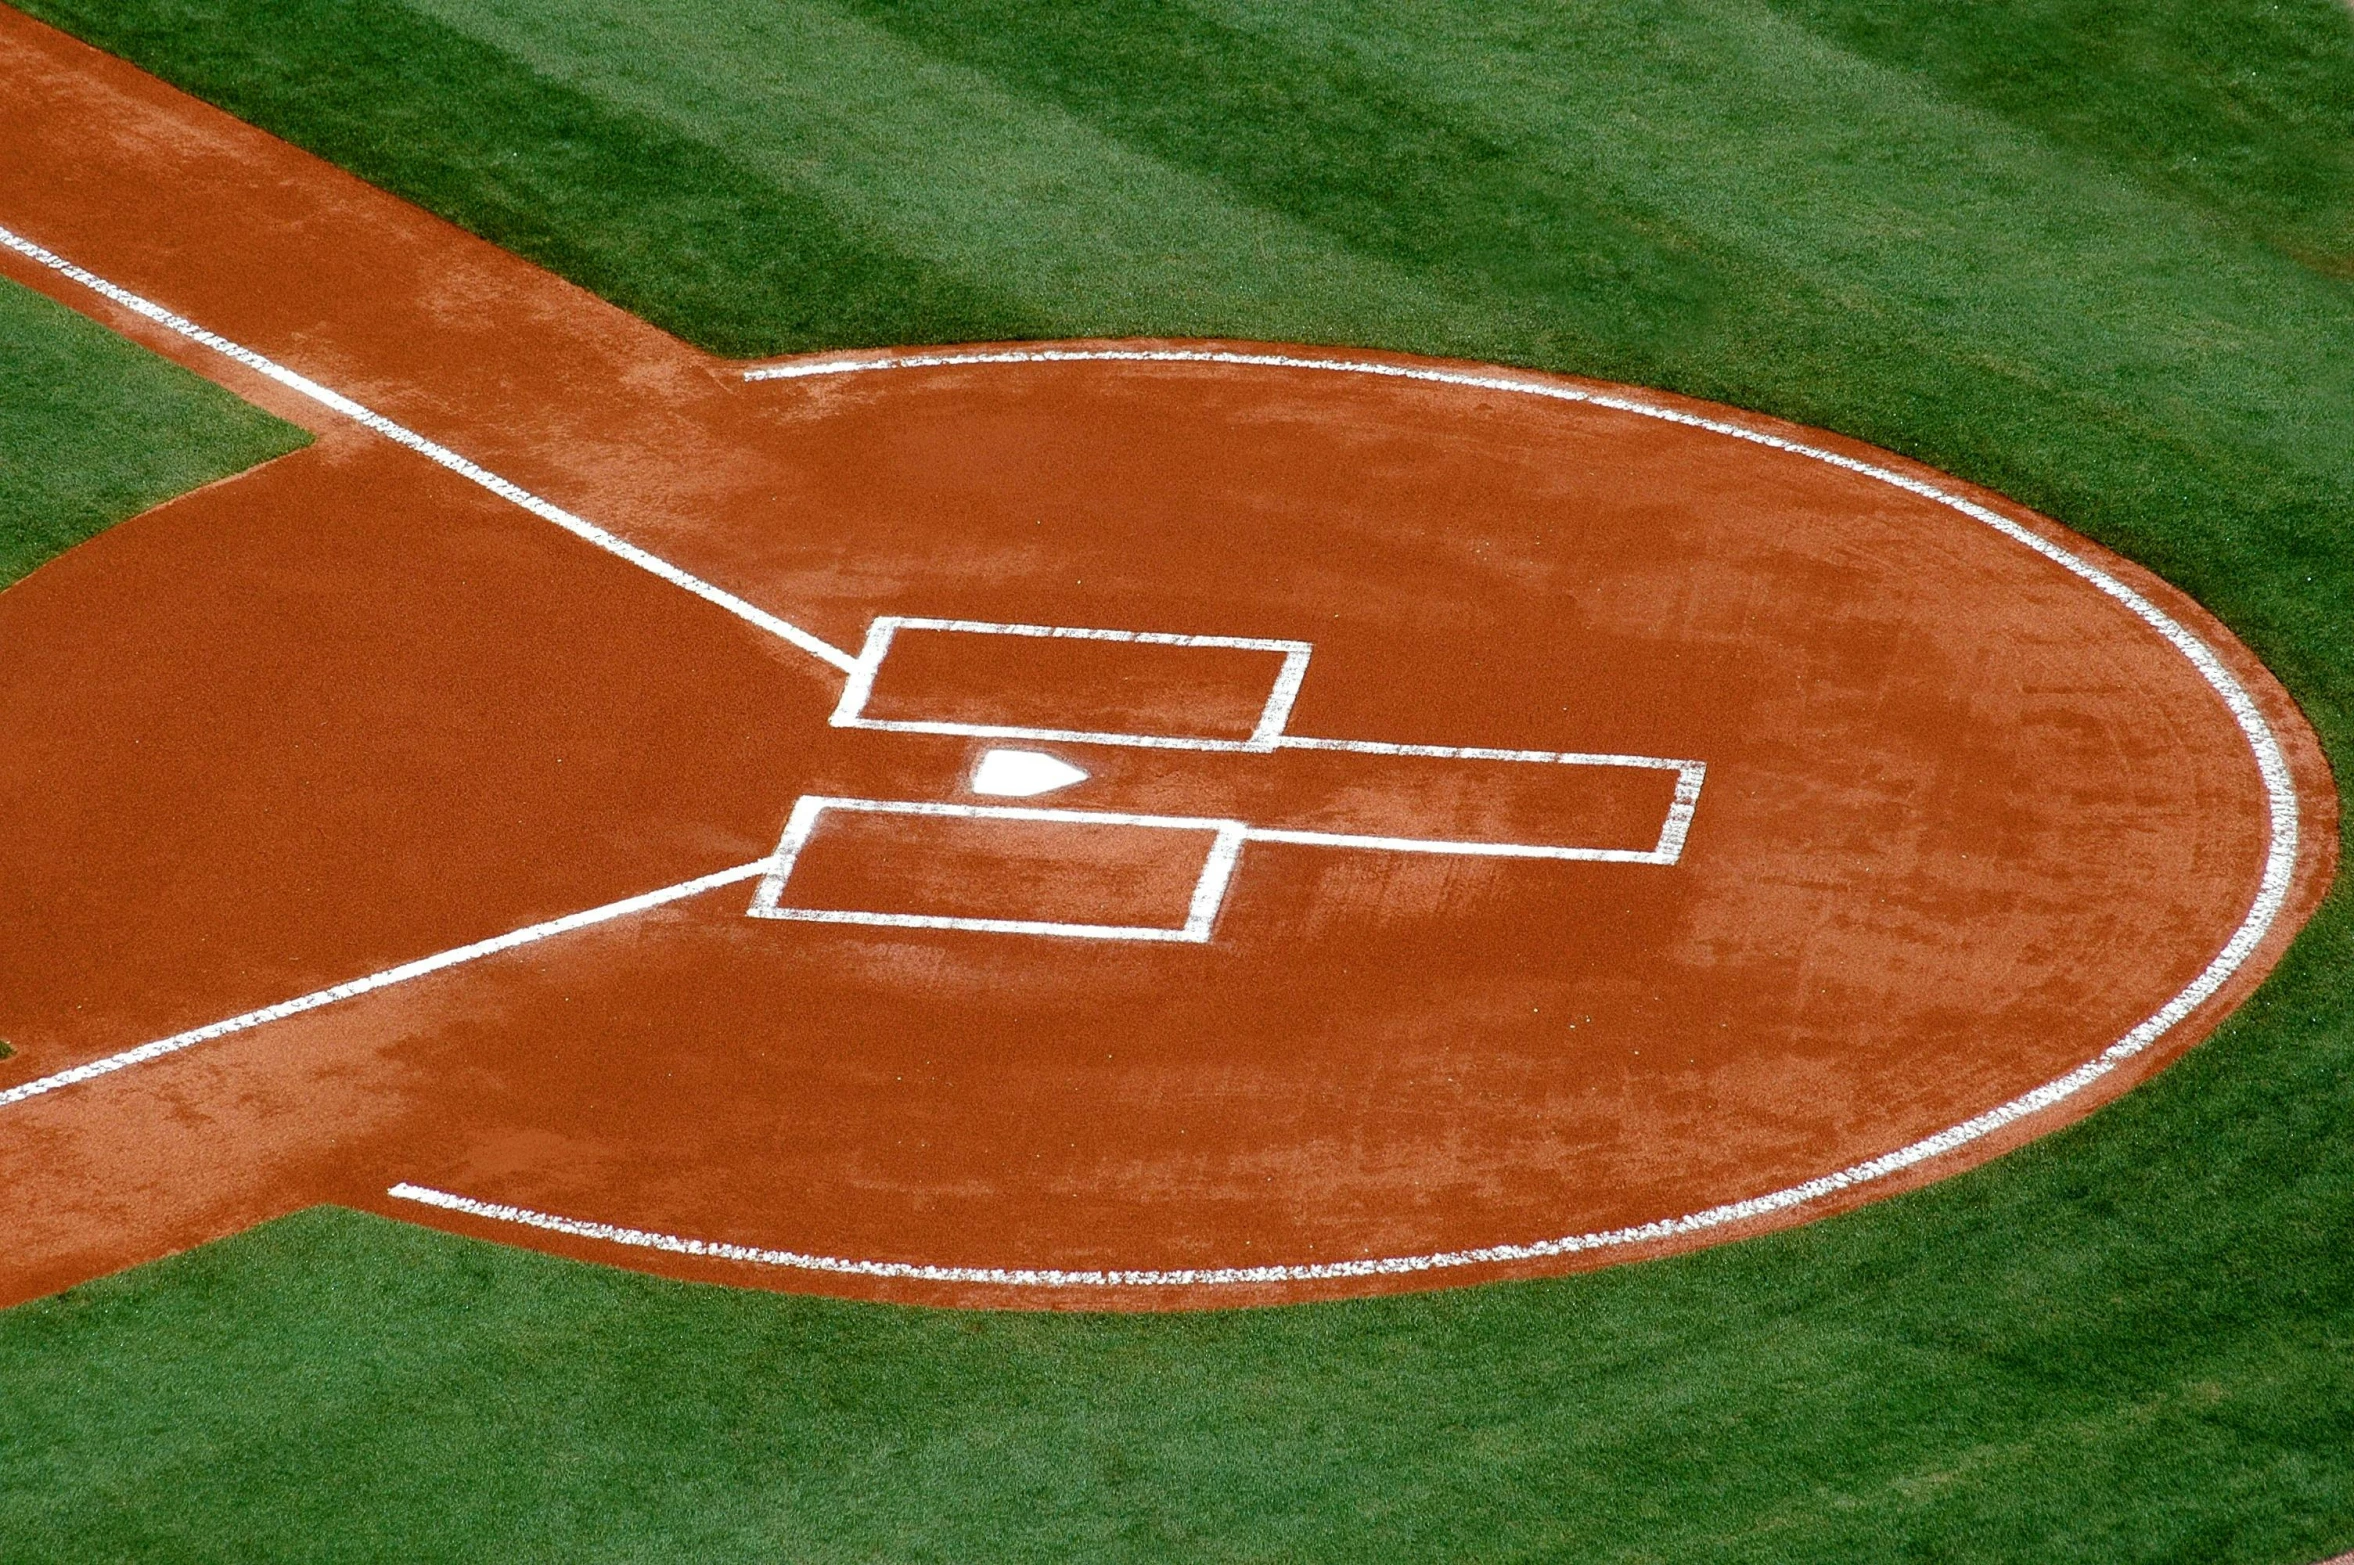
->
[1253, 647, 1315, 747]
[1188, 823, 1250, 938]
[0, 222, 859, 675]
[1653, 762, 1708, 861]
[762, 795, 1239, 832]
[881, 616, 1310, 654]
[1275, 735, 1691, 769]
[1243, 827, 1668, 863]
[748, 907, 1209, 943]
[0, 862, 771, 1111]
[834, 719, 1279, 753]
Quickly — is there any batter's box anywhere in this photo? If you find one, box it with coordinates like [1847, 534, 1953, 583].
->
[831, 616, 1313, 752]
[748, 796, 1247, 943]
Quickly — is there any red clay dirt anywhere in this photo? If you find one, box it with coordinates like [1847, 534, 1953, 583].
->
[0, 7, 2335, 1310]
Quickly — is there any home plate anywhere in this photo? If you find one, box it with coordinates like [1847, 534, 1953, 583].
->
[971, 748, 1090, 797]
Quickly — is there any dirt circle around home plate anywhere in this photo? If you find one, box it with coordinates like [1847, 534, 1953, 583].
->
[0, 4, 2333, 1312]
[449, 343, 2328, 1305]
[7, 336, 2337, 1310]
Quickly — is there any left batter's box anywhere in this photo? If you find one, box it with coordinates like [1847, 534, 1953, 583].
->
[748, 796, 1249, 943]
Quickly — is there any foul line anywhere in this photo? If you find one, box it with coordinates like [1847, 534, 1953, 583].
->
[0, 863, 772, 1111]
[0, 222, 860, 675]
[364, 344, 2303, 1288]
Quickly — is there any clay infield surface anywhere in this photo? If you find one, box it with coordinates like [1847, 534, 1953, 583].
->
[0, 10, 2336, 1310]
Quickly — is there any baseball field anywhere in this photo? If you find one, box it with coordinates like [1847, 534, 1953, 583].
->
[2, 0, 2353, 1558]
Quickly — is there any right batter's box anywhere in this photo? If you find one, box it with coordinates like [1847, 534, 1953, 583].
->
[776, 615, 1706, 942]
[749, 797, 1245, 943]
[831, 615, 1313, 752]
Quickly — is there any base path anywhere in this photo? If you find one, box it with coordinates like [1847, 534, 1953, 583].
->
[0, 10, 2335, 1309]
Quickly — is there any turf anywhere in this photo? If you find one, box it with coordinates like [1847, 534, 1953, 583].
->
[4, 0, 2354, 1558]
[0, 275, 307, 586]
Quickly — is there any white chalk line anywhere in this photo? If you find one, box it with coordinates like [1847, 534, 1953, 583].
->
[0, 862, 772, 1111]
[864, 616, 1311, 652]
[1254, 645, 1315, 747]
[374, 345, 2298, 1287]
[746, 784, 1688, 943]
[1241, 826, 1668, 862]
[0, 222, 860, 675]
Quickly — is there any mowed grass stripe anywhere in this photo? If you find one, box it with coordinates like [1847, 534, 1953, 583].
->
[1754, 0, 2354, 268]
[398, 0, 2354, 485]
[2, 0, 2354, 1560]
[396, 0, 1490, 354]
[1190, 0, 2354, 420]
[14, 0, 1036, 354]
[0, 276, 306, 586]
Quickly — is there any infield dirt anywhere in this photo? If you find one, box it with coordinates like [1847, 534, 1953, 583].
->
[0, 7, 2334, 1310]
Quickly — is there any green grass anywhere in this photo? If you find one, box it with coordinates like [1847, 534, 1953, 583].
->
[0, 276, 307, 586]
[5, 0, 2354, 1557]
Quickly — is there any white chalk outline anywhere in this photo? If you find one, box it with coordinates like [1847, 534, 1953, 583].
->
[833, 616, 1315, 751]
[0, 863, 773, 1111]
[748, 776, 1695, 942]
[0, 221, 863, 675]
[747, 795, 1245, 942]
[1251, 742, 1707, 865]
[824, 614, 1709, 905]
[358, 344, 2306, 1288]
[744, 767, 1689, 943]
